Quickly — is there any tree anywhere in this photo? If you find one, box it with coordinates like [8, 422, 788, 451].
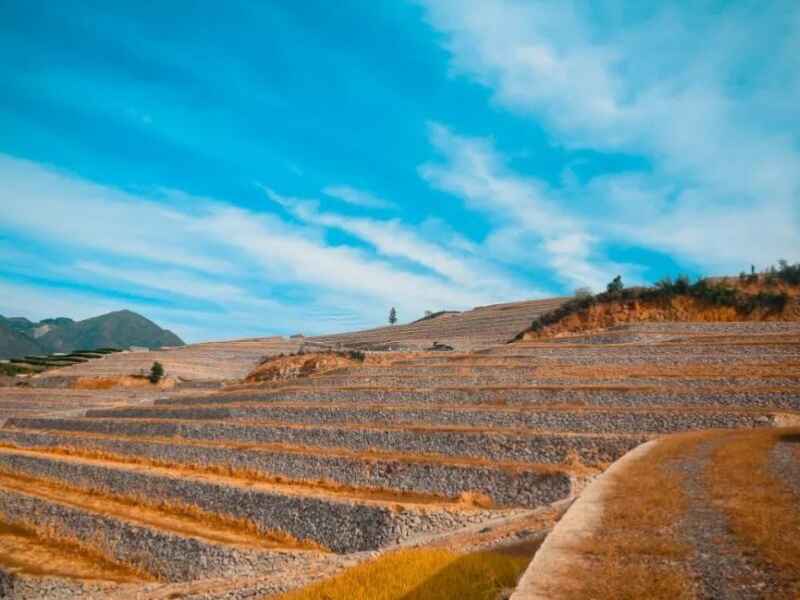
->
[574, 287, 592, 299]
[606, 275, 624, 294]
[149, 361, 164, 384]
[388, 307, 397, 325]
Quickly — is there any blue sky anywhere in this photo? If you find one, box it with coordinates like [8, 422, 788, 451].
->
[1, 1, 798, 341]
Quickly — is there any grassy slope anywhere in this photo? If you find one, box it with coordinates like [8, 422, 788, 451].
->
[708, 428, 800, 595]
[273, 548, 529, 600]
[558, 428, 800, 599]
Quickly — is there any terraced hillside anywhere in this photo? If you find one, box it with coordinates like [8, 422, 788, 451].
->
[28, 337, 303, 388]
[0, 320, 797, 598]
[308, 297, 568, 350]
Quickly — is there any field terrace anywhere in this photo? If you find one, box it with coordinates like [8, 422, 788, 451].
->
[308, 297, 569, 351]
[29, 337, 304, 387]
[0, 318, 798, 598]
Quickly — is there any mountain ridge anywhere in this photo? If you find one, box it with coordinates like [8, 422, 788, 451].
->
[0, 310, 184, 359]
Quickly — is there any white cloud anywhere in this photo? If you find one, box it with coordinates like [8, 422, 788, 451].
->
[0, 154, 538, 340]
[420, 124, 628, 291]
[322, 185, 396, 210]
[419, 0, 800, 272]
[263, 186, 537, 297]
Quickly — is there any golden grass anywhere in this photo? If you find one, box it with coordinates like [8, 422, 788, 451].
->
[0, 442, 497, 508]
[272, 547, 529, 600]
[0, 517, 145, 582]
[707, 427, 800, 596]
[557, 433, 708, 600]
[0, 464, 320, 552]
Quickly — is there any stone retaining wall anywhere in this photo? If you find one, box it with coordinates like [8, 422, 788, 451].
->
[0, 486, 299, 581]
[0, 430, 571, 508]
[154, 387, 800, 411]
[87, 405, 782, 434]
[0, 452, 496, 553]
[5, 418, 645, 464]
[256, 374, 800, 388]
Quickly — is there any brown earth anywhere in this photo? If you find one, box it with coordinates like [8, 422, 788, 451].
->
[245, 352, 426, 384]
[522, 293, 800, 341]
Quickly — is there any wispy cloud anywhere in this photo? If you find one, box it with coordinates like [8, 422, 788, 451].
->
[420, 123, 627, 291]
[0, 154, 537, 340]
[264, 186, 540, 297]
[322, 185, 396, 210]
[420, 0, 800, 272]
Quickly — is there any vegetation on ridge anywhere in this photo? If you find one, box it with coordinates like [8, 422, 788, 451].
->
[517, 260, 800, 340]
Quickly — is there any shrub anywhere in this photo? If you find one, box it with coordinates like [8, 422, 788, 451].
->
[606, 275, 624, 295]
[777, 259, 800, 285]
[148, 361, 164, 384]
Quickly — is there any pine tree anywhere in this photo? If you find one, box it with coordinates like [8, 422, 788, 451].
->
[388, 307, 397, 325]
[149, 361, 164, 384]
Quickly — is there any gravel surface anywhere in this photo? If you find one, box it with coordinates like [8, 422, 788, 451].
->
[769, 434, 800, 497]
[674, 440, 783, 599]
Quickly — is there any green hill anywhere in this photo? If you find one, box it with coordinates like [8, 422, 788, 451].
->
[0, 318, 44, 360]
[0, 310, 184, 359]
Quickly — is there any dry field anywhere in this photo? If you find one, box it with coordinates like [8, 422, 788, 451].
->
[25, 337, 303, 388]
[308, 297, 569, 351]
[515, 427, 800, 599]
[0, 317, 798, 599]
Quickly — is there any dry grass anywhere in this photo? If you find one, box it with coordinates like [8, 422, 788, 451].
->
[272, 547, 529, 600]
[0, 442, 497, 508]
[0, 464, 321, 552]
[707, 427, 800, 596]
[556, 433, 709, 600]
[0, 516, 145, 582]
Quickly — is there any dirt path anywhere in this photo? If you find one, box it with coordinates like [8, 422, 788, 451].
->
[770, 434, 800, 497]
[673, 440, 782, 599]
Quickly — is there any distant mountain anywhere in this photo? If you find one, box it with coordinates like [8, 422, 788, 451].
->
[0, 310, 184, 359]
[0, 318, 45, 359]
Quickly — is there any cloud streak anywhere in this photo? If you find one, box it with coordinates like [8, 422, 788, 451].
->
[420, 0, 800, 272]
[322, 185, 397, 210]
[0, 154, 539, 341]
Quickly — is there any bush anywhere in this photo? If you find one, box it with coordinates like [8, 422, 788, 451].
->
[148, 361, 164, 384]
[777, 259, 800, 285]
[606, 275, 624, 295]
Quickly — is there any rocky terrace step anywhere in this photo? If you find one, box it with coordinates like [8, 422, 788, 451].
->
[0, 470, 306, 582]
[392, 350, 800, 367]
[4, 417, 645, 465]
[83, 403, 786, 434]
[267, 374, 800, 388]
[0, 447, 500, 554]
[154, 385, 800, 410]
[153, 386, 800, 411]
[0, 429, 573, 508]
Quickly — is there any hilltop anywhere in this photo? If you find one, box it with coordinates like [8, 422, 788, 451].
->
[0, 310, 184, 359]
[516, 267, 800, 342]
